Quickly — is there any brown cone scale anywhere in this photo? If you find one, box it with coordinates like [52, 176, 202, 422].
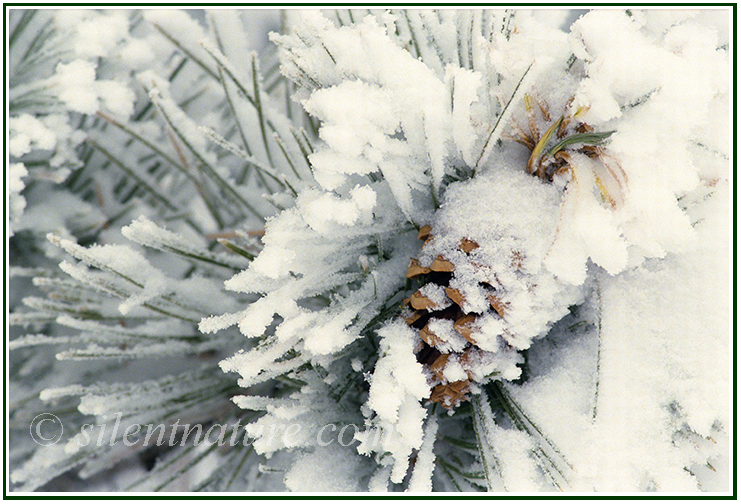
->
[444, 287, 466, 309]
[488, 294, 508, 318]
[459, 238, 479, 253]
[406, 258, 431, 278]
[453, 314, 479, 344]
[409, 290, 441, 311]
[419, 324, 444, 346]
[430, 255, 455, 272]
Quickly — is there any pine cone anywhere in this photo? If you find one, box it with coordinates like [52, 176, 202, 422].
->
[403, 225, 515, 409]
[401, 95, 620, 409]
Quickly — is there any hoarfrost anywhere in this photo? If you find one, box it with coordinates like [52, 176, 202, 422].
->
[362, 320, 431, 483]
[53, 60, 135, 117]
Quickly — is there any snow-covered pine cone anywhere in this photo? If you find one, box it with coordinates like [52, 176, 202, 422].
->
[402, 165, 587, 409]
[402, 94, 623, 409]
[403, 225, 495, 408]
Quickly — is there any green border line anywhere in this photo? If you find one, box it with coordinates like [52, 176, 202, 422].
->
[4, 3, 7, 499]
[1, 2, 740, 6]
[3, 2, 737, 499]
[732, 1, 738, 500]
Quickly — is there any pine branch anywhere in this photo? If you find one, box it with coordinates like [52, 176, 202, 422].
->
[122, 216, 250, 271]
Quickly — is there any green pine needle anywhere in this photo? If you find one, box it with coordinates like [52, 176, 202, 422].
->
[546, 130, 616, 157]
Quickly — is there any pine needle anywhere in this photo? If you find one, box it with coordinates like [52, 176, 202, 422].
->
[474, 63, 533, 174]
[152, 23, 217, 80]
[86, 138, 178, 212]
[546, 130, 615, 157]
[471, 393, 504, 491]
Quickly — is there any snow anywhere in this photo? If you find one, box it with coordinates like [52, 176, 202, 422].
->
[8, 163, 28, 236]
[53, 60, 102, 114]
[139, 73, 215, 158]
[284, 444, 363, 492]
[449, 67, 483, 167]
[503, 177, 730, 492]
[362, 320, 431, 483]
[426, 318, 467, 353]
[118, 38, 156, 68]
[544, 154, 629, 284]
[417, 283, 452, 312]
[441, 358, 467, 383]
[9, 114, 57, 157]
[16, 190, 106, 237]
[406, 416, 438, 492]
[298, 185, 377, 233]
[582, 183, 729, 491]
[94, 80, 136, 118]
[250, 245, 296, 280]
[70, 11, 129, 58]
[53, 60, 135, 117]
[282, 13, 455, 218]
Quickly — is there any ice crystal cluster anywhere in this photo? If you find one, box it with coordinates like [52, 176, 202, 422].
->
[7, 8, 731, 493]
